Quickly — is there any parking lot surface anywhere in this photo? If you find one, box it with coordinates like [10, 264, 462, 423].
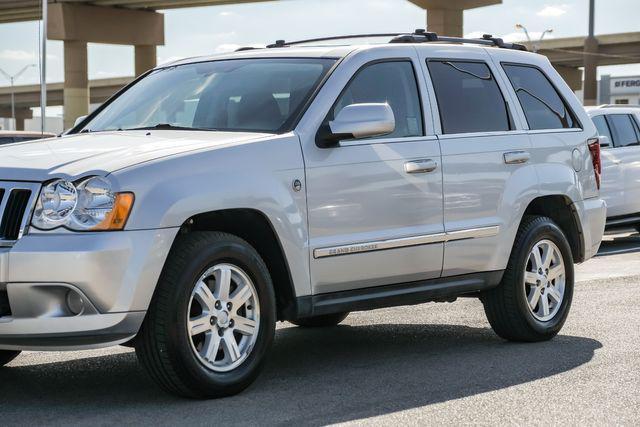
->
[1, 233, 639, 426]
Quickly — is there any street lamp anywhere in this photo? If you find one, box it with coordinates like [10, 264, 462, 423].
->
[0, 64, 36, 130]
[515, 24, 553, 53]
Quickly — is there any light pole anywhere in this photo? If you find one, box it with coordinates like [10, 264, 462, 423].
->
[0, 64, 36, 130]
[515, 24, 553, 53]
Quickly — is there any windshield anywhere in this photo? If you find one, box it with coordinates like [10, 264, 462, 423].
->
[81, 58, 336, 134]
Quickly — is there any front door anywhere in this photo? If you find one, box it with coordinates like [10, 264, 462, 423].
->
[297, 49, 444, 294]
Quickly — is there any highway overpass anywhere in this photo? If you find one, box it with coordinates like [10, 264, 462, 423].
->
[0, 0, 501, 129]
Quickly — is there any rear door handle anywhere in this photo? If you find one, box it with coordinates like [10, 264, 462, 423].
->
[404, 159, 438, 174]
[503, 151, 530, 165]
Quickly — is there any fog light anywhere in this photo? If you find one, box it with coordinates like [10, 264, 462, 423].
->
[66, 291, 85, 315]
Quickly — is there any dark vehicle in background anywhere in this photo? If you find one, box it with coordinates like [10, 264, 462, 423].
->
[0, 131, 55, 145]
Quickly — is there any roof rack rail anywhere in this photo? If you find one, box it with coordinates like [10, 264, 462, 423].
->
[266, 30, 528, 51]
[389, 29, 528, 51]
[266, 33, 403, 48]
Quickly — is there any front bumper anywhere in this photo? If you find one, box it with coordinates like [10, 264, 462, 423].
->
[0, 228, 178, 350]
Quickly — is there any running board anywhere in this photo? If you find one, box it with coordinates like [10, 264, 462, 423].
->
[606, 214, 640, 228]
[288, 271, 503, 320]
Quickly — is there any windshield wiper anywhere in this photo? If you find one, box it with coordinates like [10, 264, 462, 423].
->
[123, 123, 216, 131]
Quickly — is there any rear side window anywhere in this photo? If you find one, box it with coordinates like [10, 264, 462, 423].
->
[592, 115, 613, 144]
[331, 61, 424, 139]
[503, 64, 579, 130]
[607, 114, 640, 147]
[427, 60, 511, 134]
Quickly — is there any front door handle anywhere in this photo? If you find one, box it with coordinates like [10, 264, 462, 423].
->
[503, 151, 530, 165]
[404, 159, 438, 174]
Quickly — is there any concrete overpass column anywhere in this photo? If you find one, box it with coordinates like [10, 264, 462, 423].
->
[409, 0, 501, 37]
[14, 108, 33, 131]
[135, 45, 157, 76]
[63, 40, 89, 129]
[583, 36, 599, 106]
[48, 3, 164, 128]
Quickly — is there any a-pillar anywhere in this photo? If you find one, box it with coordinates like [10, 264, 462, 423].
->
[135, 45, 157, 77]
[583, 36, 599, 106]
[409, 0, 502, 37]
[63, 40, 89, 129]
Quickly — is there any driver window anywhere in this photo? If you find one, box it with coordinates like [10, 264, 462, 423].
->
[331, 61, 424, 139]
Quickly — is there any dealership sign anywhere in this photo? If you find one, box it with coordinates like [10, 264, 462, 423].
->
[611, 77, 640, 94]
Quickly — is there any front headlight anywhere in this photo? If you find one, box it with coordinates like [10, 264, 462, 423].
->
[32, 177, 134, 231]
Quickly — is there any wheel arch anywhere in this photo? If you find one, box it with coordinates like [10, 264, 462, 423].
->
[522, 195, 585, 263]
[177, 208, 298, 321]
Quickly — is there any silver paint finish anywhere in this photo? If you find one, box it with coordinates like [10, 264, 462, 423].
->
[0, 42, 607, 349]
[329, 103, 395, 139]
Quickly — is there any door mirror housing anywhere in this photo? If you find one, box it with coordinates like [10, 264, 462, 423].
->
[599, 135, 611, 148]
[318, 103, 395, 147]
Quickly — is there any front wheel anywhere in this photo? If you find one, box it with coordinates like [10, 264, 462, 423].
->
[0, 350, 20, 367]
[136, 232, 276, 399]
[482, 216, 574, 342]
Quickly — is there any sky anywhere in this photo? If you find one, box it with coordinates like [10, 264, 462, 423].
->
[0, 0, 639, 92]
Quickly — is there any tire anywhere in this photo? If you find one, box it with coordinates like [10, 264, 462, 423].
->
[0, 350, 20, 367]
[290, 312, 349, 328]
[135, 231, 276, 399]
[482, 216, 574, 342]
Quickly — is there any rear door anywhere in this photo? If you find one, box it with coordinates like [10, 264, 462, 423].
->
[417, 47, 534, 276]
[603, 113, 640, 218]
[297, 47, 444, 294]
[592, 114, 625, 218]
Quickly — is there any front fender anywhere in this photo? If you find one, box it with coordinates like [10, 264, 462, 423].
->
[113, 133, 311, 297]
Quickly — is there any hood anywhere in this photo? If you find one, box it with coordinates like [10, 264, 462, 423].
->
[0, 130, 271, 182]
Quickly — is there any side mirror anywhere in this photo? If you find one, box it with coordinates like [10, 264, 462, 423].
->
[599, 136, 611, 148]
[319, 103, 395, 147]
[74, 115, 88, 128]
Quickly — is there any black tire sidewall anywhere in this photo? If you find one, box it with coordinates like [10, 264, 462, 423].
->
[513, 220, 575, 336]
[166, 237, 276, 396]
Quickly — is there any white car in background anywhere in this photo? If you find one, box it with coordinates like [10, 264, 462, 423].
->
[587, 105, 640, 231]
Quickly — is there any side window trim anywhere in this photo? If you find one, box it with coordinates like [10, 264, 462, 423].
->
[500, 61, 582, 131]
[425, 58, 514, 135]
[606, 114, 640, 148]
[315, 58, 426, 147]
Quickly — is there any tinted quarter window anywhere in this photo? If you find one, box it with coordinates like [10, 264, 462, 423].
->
[427, 60, 510, 134]
[592, 115, 613, 144]
[503, 64, 578, 130]
[332, 61, 423, 139]
[607, 114, 640, 147]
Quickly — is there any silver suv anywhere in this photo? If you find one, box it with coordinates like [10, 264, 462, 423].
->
[0, 31, 606, 398]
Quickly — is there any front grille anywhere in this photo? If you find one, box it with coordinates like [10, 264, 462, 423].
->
[0, 290, 10, 318]
[0, 181, 40, 246]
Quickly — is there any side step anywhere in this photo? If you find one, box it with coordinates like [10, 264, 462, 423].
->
[289, 271, 503, 319]
[606, 214, 640, 229]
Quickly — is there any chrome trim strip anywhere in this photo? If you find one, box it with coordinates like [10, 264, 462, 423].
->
[313, 225, 500, 259]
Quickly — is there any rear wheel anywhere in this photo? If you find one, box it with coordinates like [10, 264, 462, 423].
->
[136, 232, 276, 399]
[482, 216, 574, 342]
[290, 312, 349, 328]
[0, 350, 20, 367]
